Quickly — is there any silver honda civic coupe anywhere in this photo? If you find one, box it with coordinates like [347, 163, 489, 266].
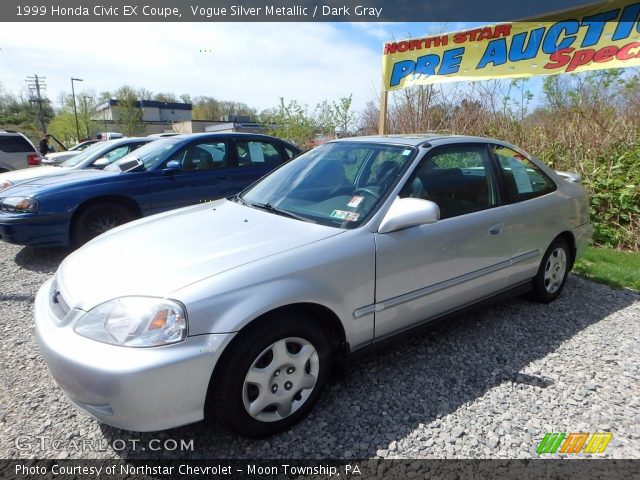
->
[35, 135, 591, 437]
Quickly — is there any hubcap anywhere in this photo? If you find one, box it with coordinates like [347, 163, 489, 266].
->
[543, 247, 567, 294]
[87, 211, 127, 239]
[242, 337, 319, 422]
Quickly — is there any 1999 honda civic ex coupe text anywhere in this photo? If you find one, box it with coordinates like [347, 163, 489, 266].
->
[35, 135, 591, 437]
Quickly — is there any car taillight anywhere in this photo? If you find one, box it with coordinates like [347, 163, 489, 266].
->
[27, 154, 41, 166]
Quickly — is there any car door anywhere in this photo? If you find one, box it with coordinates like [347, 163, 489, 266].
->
[373, 143, 513, 340]
[146, 138, 234, 213]
[231, 138, 289, 191]
[489, 144, 563, 285]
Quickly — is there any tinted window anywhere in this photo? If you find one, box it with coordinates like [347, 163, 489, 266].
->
[0, 135, 34, 153]
[236, 141, 283, 167]
[169, 141, 227, 171]
[492, 145, 556, 202]
[400, 144, 497, 219]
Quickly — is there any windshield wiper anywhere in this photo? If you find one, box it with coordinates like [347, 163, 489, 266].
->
[230, 193, 249, 206]
[246, 200, 315, 223]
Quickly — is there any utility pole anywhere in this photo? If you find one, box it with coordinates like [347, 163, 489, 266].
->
[71, 77, 83, 141]
[82, 95, 92, 138]
[26, 74, 47, 134]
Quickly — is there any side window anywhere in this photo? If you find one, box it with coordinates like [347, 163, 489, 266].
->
[169, 141, 227, 171]
[400, 145, 497, 220]
[236, 141, 283, 167]
[492, 145, 556, 203]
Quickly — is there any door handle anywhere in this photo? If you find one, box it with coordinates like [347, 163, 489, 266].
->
[488, 223, 504, 235]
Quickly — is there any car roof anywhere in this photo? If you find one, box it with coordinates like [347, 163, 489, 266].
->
[0, 130, 27, 136]
[329, 134, 511, 147]
[167, 132, 300, 149]
[103, 137, 155, 145]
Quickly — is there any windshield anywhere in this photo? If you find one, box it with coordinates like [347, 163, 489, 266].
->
[240, 142, 416, 228]
[104, 137, 184, 172]
[60, 141, 111, 167]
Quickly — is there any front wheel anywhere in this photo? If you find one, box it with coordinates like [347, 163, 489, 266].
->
[72, 202, 136, 247]
[211, 315, 331, 438]
[530, 238, 571, 303]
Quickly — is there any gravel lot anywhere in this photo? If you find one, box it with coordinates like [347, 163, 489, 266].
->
[0, 242, 638, 460]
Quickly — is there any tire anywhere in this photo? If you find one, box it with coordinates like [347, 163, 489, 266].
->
[211, 314, 331, 438]
[72, 202, 136, 247]
[529, 238, 571, 303]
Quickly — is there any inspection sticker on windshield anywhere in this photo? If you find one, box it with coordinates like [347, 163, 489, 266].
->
[347, 196, 364, 208]
[331, 210, 360, 222]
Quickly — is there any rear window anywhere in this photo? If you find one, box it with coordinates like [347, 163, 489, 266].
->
[0, 135, 35, 153]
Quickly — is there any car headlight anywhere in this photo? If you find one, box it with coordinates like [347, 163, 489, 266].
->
[0, 179, 14, 192]
[0, 196, 38, 213]
[74, 297, 187, 347]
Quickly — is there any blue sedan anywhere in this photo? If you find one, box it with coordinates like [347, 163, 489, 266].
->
[0, 133, 299, 247]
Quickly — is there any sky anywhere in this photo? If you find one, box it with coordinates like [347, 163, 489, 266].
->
[0, 21, 473, 114]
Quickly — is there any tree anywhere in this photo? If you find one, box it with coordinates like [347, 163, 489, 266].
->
[314, 100, 336, 136]
[266, 98, 316, 146]
[192, 96, 256, 121]
[153, 92, 178, 102]
[114, 86, 143, 136]
[331, 95, 356, 135]
[0, 85, 54, 142]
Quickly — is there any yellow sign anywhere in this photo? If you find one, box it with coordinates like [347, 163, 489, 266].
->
[382, 0, 640, 91]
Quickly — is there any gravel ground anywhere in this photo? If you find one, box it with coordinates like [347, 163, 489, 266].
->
[0, 242, 638, 460]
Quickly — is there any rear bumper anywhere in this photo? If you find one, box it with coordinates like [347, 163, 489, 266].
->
[573, 222, 592, 261]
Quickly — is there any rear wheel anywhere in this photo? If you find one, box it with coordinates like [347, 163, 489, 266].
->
[72, 202, 135, 247]
[530, 238, 571, 303]
[211, 314, 331, 438]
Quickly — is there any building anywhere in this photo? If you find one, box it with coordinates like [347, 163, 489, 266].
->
[92, 99, 192, 124]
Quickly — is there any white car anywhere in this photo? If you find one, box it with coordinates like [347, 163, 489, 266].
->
[42, 140, 99, 165]
[0, 130, 41, 171]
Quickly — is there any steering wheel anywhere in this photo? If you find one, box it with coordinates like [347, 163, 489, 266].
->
[353, 187, 380, 201]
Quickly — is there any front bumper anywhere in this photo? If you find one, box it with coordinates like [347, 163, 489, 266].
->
[35, 278, 235, 432]
[0, 212, 70, 247]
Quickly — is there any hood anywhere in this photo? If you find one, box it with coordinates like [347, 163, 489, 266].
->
[57, 199, 343, 310]
[0, 166, 63, 190]
[45, 151, 79, 160]
[4, 169, 113, 196]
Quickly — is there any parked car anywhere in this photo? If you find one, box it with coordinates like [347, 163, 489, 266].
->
[34, 135, 591, 437]
[0, 130, 41, 171]
[42, 139, 99, 165]
[0, 133, 299, 247]
[0, 137, 155, 192]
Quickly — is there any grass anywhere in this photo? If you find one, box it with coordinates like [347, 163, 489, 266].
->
[574, 246, 640, 292]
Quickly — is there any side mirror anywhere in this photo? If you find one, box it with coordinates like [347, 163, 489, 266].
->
[163, 160, 182, 174]
[378, 197, 439, 234]
[93, 157, 109, 168]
